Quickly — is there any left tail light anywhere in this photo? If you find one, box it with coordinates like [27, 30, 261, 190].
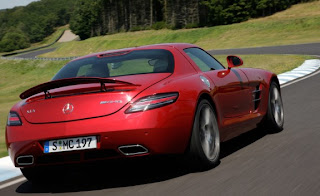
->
[7, 112, 22, 126]
[125, 92, 179, 113]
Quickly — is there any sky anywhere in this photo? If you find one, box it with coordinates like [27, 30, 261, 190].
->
[0, 0, 40, 10]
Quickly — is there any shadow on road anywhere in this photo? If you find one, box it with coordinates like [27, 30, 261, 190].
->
[16, 127, 269, 194]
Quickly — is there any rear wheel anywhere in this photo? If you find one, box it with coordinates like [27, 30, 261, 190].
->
[21, 167, 43, 183]
[21, 167, 57, 184]
[264, 81, 284, 132]
[188, 99, 220, 170]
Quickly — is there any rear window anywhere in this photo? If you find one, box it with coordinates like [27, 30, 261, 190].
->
[52, 49, 174, 80]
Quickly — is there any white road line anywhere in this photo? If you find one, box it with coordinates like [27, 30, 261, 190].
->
[0, 177, 26, 190]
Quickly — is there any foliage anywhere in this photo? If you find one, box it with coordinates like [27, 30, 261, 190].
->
[39, 1, 320, 58]
[68, 0, 314, 40]
[70, 0, 103, 40]
[0, 0, 78, 52]
[0, 28, 30, 52]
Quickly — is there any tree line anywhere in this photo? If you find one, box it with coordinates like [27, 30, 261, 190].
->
[70, 0, 315, 40]
[0, 0, 314, 52]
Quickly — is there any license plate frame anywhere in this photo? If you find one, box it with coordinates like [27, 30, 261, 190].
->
[44, 136, 97, 153]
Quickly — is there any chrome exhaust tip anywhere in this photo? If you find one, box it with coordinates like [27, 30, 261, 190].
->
[118, 144, 148, 156]
[16, 155, 34, 166]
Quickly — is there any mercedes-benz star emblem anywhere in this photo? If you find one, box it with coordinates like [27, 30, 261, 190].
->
[62, 103, 74, 114]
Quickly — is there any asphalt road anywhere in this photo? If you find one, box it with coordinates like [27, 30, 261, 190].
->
[11, 42, 320, 59]
[208, 42, 320, 56]
[1, 44, 320, 195]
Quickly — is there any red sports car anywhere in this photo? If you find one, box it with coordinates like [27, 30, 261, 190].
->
[6, 43, 284, 182]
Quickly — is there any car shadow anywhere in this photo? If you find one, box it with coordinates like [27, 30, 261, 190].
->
[16, 127, 269, 194]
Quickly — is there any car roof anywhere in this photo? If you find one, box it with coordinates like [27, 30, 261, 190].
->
[73, 43, 198, 61]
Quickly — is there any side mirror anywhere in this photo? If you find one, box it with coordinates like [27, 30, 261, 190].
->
[227, 55, 243, 69]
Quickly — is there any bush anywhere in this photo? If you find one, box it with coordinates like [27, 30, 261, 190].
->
[151, 21, 167, 30]
[0, 31, 30, 52]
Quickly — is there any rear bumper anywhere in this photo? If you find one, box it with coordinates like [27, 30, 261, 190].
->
[6, 100, 195, 167]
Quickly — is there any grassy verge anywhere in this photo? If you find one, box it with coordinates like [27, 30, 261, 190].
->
[38, 1, 320, 58]
[0, 54, 313, 157]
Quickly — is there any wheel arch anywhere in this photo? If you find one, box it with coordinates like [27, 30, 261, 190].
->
[183, 92, 219, 152]
[198, 93, 218, 117]
[270, 75, 280, 89]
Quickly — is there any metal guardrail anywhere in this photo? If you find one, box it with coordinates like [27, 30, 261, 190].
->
[0, 56, 78, 61]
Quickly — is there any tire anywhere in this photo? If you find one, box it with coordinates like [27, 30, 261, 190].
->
[21, 167, 56, 184]
[264, 81, 284, 133]
[188, 99, 220, 170]
[21, 167, 43, 183]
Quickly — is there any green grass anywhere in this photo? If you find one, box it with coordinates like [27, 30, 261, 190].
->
[0, 54, 313, 157]
[214, 55, 314, 74]
[39, 1, 320, 58]
[0, 59, 68, 157]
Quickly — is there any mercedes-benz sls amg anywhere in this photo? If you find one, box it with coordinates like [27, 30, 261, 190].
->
[6, 43, 284, 182]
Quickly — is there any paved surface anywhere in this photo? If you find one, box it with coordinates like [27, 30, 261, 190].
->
[11, 42, 320, 59]
[58, 30, 79, 42]
[208, 42, 320, 56]
[14, 48, 56, 58]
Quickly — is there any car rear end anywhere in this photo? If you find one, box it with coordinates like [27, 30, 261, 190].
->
[6, 47, 195, 168]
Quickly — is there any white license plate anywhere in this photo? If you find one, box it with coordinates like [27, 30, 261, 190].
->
[44, 136, 97, 153]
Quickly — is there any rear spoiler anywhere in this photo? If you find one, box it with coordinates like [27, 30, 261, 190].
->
[20, 77, 139, 99]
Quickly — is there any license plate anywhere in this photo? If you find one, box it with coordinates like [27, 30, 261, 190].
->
[44, 136, 97, 153]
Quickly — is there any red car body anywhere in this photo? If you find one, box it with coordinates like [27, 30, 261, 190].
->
[6, 43, 279, 169]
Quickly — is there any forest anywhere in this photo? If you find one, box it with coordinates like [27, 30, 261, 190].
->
[0, 0, 314, 52]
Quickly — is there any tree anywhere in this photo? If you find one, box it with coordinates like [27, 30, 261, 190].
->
[70, 0, 103, 40]
[0, 30, 30, 52]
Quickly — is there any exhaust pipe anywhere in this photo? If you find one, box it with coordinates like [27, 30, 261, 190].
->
[16, 155, 34, 166]
[118, 144, 148, 156]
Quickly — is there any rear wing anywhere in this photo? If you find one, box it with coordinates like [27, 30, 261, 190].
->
[20, 77, 139, 99]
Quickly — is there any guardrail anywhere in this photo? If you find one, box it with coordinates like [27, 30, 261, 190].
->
[0, 56, 78, 61]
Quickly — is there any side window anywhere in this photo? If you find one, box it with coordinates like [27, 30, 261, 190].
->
[184, 48, 224, 71]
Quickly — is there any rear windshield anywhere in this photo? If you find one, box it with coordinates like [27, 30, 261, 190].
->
[52, 49, 174, 80]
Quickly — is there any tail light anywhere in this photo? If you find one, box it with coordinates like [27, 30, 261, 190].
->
[125, 92, 179, 113]
[7, 112, 22, 126]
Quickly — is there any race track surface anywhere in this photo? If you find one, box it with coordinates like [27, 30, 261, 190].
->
[1, 64, 320, 196]
[208, 42, 320, 56]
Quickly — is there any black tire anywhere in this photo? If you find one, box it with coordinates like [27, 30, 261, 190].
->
[21, 167, 57, 184]
[263, 81, 284, 133]
[188, 99, 220, 170]
[21, 167, 43, 183]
